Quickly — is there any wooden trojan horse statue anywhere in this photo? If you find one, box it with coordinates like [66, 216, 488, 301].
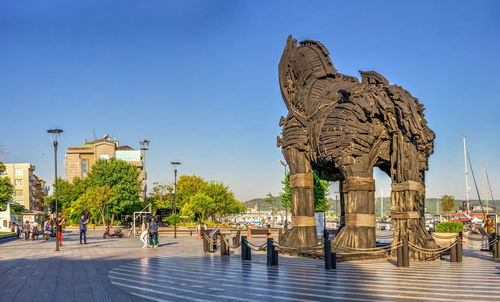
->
[277, 36, 437, 259]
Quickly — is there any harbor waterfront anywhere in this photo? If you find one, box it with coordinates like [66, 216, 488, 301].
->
[0, 230, 499, 301]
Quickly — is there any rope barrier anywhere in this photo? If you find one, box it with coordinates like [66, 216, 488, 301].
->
[408, 240, 457, 254]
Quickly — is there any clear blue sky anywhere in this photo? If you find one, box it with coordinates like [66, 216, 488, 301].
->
[1, 1, 499, 201]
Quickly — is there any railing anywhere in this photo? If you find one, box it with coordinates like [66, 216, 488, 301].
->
[202, 232, 500, 270]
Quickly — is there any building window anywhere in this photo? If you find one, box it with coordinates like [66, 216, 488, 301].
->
[15, 190, 23, 196]
[15, 168, 23, 176]
[15, 179, 23, 186]
[81, 159, 88, 174]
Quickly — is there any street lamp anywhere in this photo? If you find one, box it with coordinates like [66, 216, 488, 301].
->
[280, 160, 288, 229]
[140, 139, 150, 201]
[171, 161, 181, 239]
[47, 129, 63, 252]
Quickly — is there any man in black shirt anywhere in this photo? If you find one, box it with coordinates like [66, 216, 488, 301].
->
[80, 215, 89, 244]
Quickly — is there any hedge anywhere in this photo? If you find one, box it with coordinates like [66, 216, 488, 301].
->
[435, 221, 463, 233]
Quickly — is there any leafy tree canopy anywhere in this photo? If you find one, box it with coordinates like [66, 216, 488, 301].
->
[85, 158, 141, 215]
[440, 195, 456, 213]
[280, 172, 330, 212]
[0, 162, 13, 207]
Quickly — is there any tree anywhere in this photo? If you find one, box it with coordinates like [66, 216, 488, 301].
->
[73, 186, 113, 225]
[200, 181, 245, 220]
[440, 195, 455, 214]
[45, 177, 87, 212]
[150, 181, 174, 210]
[280, 173, 292, 211]
[179, 179, 245, 222]
[85, 158, 141, 223]
[280, 172, 331, 212]
[176, 175, 207, 207]
[187, 192, 215, 221]
[313, 172, 330, 212]
[0, 162, 13, 207]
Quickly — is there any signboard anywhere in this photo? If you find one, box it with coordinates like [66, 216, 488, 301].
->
[116, 150, 141, 162]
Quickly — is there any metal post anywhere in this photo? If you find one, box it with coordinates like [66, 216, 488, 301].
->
[402, 236, 409, 267]
[174, 168, 177, 239]
[324, 238, 332, 270]
[267, 238, 277, 266]
[241, 236, 251, 260]
[456, 235, 463, 263]
[54, 140, 59, 252]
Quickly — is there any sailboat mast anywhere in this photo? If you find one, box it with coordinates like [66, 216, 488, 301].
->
[463, 137, 471, 214]
[483, 161, 489, 215]
[484, 162, 496, 213]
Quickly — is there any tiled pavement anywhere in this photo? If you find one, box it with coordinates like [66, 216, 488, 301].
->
[1, 230, 499, 302]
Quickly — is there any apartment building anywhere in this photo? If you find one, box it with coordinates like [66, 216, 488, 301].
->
[65, 134, 145, 192]
[1, 163, 47, 212]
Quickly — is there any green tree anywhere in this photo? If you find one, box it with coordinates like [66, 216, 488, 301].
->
[280, 172, 330, 212]
[73, 186, 113, 225]
[186, 192, 215, 221]
[10, 203, 25, 214]
[440, 195, 455, 214]
[200, 181, 245, 220]
[85, 158, 141, 222]
[45, 177, 87, 212]
[150, 181, 174, 210]
[0, 162, 13, 207]
[280, 173, 291, 211]
[176, 175, 207, 207]
[313, 172, 330, 212]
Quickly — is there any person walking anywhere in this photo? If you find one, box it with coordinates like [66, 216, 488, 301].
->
[485, 216, 496, 251]
[31, 221, 39, 240]
[22, 221, 30, 240]
[79, 214, 89, 244]
[140, 221, 150, 248]
[56, 217, 66, 246]
[149, 217, 159, 248]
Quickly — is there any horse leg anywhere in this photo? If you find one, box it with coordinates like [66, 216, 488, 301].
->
[279, 148, 317, 247]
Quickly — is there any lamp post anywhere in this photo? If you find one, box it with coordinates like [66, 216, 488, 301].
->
[140, 139, 150, 201]
[171, 161, 181, 238]
[47, 129, 63, 252]
[280, 160, 288, 229]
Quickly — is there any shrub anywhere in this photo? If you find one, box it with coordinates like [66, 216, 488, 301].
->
[113, 220, 123, 226]
[435, 221, 463, 233]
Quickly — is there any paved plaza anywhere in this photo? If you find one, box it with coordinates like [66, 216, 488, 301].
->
[0, 230, 499, 302]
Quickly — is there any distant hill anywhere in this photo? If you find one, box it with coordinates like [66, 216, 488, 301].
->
[244, 197, 500, 215]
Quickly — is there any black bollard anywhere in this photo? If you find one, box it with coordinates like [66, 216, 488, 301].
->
[402, 237, 410, 267]
[241, 236, 251, 260]
[456, 235, 463, 263]
[324, 239, 333, 270]
[267, 238, 278, 266]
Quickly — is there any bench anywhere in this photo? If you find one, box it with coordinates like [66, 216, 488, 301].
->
[247, 228, 271, 239]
